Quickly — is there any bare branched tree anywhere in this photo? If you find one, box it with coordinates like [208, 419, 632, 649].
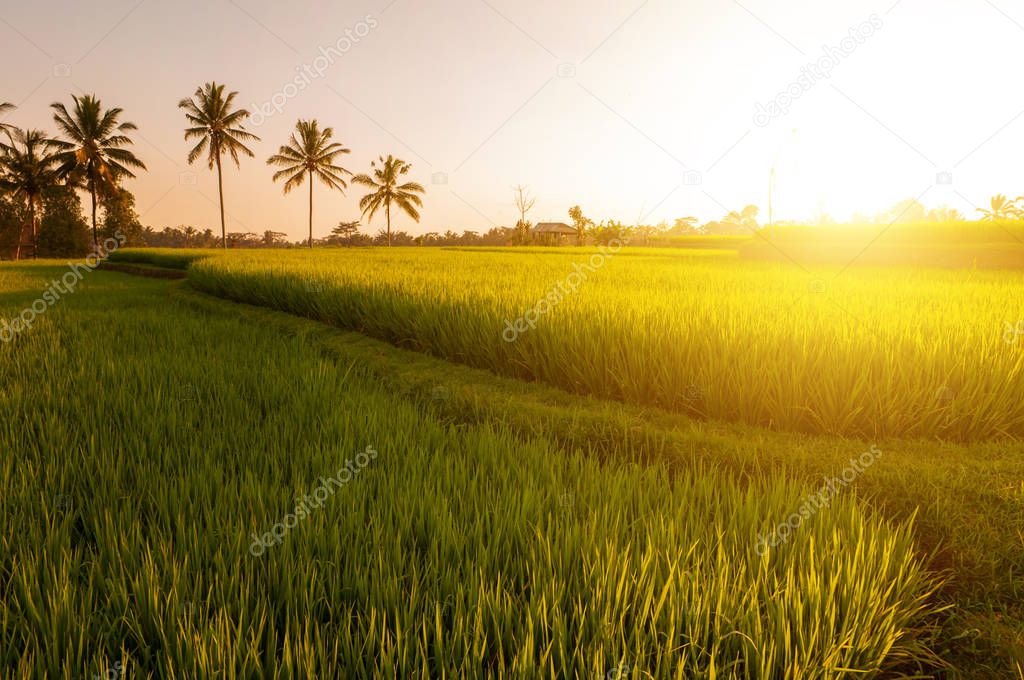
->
[513, 184, 535, 224]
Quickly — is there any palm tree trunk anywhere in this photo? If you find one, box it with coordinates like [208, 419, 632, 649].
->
[216, 153, 226, 249]
[90, 183, 98, 251]
[386, 202, 391, 247]
[15, 196, 34, 261]
[308, 170, 314, 249]
[30, 198, 38, 260]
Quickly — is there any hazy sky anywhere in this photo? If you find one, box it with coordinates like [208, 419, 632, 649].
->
[1, 0, 1022, 239]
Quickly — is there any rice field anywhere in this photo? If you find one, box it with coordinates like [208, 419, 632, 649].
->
[0, 265, 949, 678]
[124, 246, 1024, 442]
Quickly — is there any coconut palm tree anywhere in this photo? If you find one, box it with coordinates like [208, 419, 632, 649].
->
[0, 128, 64, 259]
[978, 194, 1018, 222]
[179, 82, 259, 248]
[50, 94, 146, 250]
[352, 155, 425, 246]
[267, 120, 351, 248]
[0, 102, 15, 138]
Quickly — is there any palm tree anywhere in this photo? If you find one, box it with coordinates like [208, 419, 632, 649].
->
[0, 128, 63, 259]
[267, 120, 351, 248]
[353, 155, 425, 246]
[50, 94, 146, 250]
[978, 194, 1018, 221]
[179, 82, 259, 248]
[0, 102, 15, 138]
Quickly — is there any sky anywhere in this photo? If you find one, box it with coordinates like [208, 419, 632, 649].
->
[1, 0, 1023, 239]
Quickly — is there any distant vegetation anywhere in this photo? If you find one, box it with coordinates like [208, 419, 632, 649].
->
[7, 90, 1024, 258]
[744, 220, 1024, 268]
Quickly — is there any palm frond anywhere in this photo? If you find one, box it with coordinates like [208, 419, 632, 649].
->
[178, 82, 260, 169]
[49, 94, 145, 187]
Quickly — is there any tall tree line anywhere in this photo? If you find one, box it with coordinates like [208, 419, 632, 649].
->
[1, 83, 429, 258]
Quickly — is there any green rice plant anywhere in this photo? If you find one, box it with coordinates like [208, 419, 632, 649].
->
[169, 247, 1024, 441]
[0, 265, 944, 678]
[107, 247, 219, 270]
[173, 283, 1024, 675]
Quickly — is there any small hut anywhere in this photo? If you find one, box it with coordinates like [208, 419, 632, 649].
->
[532, 222, 577, 246]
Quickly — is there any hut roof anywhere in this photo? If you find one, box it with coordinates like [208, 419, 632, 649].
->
[533, 222, 577, 235]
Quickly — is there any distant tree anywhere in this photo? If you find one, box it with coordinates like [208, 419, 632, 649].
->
[37, 185, 89, 257]
[881, 198, 927, 224]
[978, 194, 1018, 221]
[514, 219, 533, 245]
[327, 220, 362, 245]
[513, 185, 536, 245]
[374, 228, 414, 246]
[51, 94, 146, 250]
[179, 82, 259, 248]
[724, 205, 760, 228]
[332, 220, 360, 237]
[100, 187, 144, 246]
[262, 230, 287, 246]
[0, 195, 28, 257]
[706, 205, 759, 235]
[0, 128, 63, 259]
[514, 185, 536, 223]
[415, 231, 439, 246]
[568, 205, 592, 245]
[669, 216, 700, 235]
[267, 119, 352, 248]
[634, 224, 662, 245]
[925, 206, 964, 222]
[482, 226, 515, 245]
[139, 225, 156, 245]
[588, 219, 630, 245]
[227, 231, 259, 248]
[353, 155, 425, 246]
